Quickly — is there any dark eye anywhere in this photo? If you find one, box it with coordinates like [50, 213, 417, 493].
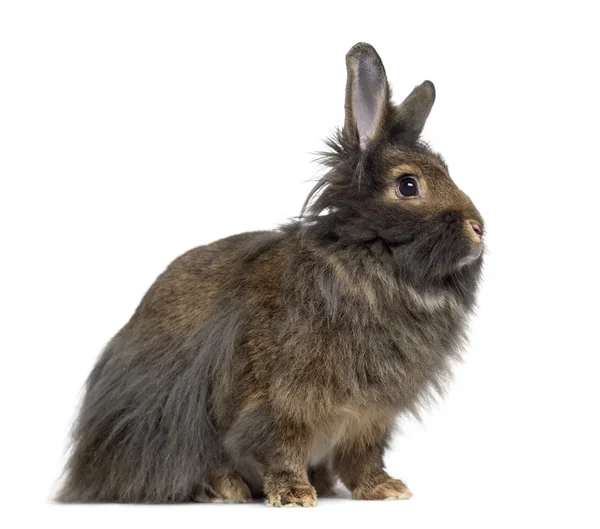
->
[396, 176, 420, 198]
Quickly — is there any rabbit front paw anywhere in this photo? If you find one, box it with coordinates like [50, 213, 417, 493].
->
[266, 482, 318, 507]
[353, 478, 413, 501]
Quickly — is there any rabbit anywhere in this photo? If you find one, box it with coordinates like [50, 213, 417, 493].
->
[57, 42, 484, 507]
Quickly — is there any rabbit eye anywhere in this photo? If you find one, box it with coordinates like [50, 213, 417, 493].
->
[396, 176, 420, 198]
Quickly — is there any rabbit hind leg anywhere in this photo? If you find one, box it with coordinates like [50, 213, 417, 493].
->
[194, 469, 253, 503]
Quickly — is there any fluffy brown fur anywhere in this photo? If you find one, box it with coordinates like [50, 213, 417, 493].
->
[58, 42, 484, 506]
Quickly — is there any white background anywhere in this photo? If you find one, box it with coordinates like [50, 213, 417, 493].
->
[1, 1, 599, 527]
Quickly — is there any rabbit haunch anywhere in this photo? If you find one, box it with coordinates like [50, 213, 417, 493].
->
[58, 43, 483, 506]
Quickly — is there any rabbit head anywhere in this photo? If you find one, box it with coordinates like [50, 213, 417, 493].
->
[304, 43, 484, 285]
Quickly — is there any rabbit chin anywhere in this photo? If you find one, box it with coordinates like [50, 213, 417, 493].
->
[455, 243, 483, 270]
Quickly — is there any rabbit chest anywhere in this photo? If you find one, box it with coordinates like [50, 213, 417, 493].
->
[271, 274, 467, 432]
[302, 287, 465, 464]
[273, 279, 469, 420]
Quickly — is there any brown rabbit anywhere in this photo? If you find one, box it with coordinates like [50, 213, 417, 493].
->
[58, 42, 484, 507]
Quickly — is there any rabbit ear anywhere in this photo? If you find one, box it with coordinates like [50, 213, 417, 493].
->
[392, 81, 436, 144]
[344, 43, 391, 150]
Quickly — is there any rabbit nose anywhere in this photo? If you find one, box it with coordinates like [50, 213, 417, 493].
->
[466, 220, 483, 240]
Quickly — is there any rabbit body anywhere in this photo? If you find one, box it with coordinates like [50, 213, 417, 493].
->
[59, 43, 483, 506]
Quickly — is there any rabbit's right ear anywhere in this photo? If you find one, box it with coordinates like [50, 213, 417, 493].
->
[344, 43, 391, 150]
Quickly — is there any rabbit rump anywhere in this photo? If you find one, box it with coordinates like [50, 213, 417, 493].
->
[58, 42, 484, 506]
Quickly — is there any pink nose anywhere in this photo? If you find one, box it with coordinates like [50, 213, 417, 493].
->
[469, 221, 483, 238]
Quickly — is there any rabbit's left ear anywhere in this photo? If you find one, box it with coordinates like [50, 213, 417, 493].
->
[344, 43, 391, 150]
[391, 81, 436, 144]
